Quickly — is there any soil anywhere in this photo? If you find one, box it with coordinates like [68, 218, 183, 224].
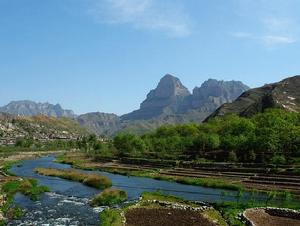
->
[244, 208, 300, 226]
[125, 208, 217, 226]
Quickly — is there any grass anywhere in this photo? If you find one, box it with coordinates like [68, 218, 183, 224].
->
[202, 209, 227, 226]
[141, 191, 195, 205]
[0, 161, 18, 176]
[214, 199, 300, 226]
[35, 167, 112, 189]
[0, 178, 48, 223]
[99, 208, 123, 226]
[1, 178, 49, 201]
[91, 188, 128, 207]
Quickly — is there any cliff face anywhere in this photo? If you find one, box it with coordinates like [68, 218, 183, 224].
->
[207, 75, 300, 119]
[122, 74, 191, 120]
[0, 100, 75, 118]
[189, 79, 250, 112]
[121, 75, 249, 121]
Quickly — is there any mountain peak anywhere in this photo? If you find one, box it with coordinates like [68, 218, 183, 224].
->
[152, 74, 190, 99]
[0, 100, 75, 118]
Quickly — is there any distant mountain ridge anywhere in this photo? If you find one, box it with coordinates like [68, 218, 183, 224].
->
[0, 100, 75, 118]
[207, 75, 300, 119]
[0, 74, 250, 136]
[81, 74, 249, 135]
[122, 74, 250, 122]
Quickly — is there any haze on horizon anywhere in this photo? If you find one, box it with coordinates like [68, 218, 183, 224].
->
[1, 0, 300, 115]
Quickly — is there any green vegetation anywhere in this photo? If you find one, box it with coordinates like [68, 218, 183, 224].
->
[1, 179, 49, 201]
[141, 191, 195, 205]
[91, 188, 128, 206]
[99, 208, 123, 226]
[56, 154, 244, 191]
[108, 109, 300, 163]
[202, 209, 227, 226]
[5, 206, 23, 220]
[35, 168, 112, 189]
[214, 190, 300, 226]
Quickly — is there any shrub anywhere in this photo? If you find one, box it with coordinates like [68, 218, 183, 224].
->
[90, 188, 127, 206]
[2, 179, 49, 201]
[100, 208, 123, 226]
[83, 174, 112, 189]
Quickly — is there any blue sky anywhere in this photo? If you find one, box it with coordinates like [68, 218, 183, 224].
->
[1, 0, 300, 115]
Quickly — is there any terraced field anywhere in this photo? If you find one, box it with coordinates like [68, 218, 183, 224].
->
[58, 152, 300, 194]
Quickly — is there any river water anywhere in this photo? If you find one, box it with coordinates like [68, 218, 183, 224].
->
[8, 156, 265, 225]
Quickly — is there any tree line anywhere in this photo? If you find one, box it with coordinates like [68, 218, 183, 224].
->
[111, 109, 300, 163]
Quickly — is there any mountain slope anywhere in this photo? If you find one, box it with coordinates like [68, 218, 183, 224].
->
[77, 112, 120, 136]
[0, 100, 75, 118]
[208, 75, 300, 119]
[0, 113, 87, 145]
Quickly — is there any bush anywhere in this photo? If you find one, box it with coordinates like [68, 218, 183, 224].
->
[83, 174, 112, 189]
[100, 208, 123, 226]
[90, 188, 127, 206]
[2, 179, 49, 201]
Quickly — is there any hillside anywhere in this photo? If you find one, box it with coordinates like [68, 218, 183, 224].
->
[208, 75, 300, 119]
[0, 113, 86, 145]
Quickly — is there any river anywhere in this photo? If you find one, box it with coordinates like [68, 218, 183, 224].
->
[8, 156, 265, 225]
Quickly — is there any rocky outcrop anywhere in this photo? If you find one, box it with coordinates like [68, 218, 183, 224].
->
[122, 75, 248, 121]
[0, 100, 75, 118]
[189, 79, 250, 112]
[122, 74, 191, 120]
[208, 75, 300, 119]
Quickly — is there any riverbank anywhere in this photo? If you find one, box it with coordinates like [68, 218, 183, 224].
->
[0, 150, 65, 224]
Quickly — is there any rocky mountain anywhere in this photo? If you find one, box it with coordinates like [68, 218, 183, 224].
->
[0, 100, 75, 118]
[77, 112, 120, 136]
[122, 74, 191, 120]
[188, 79, 250, 112]
[0, 113, 87, 145]
[208, 75, 300, 119]
[121, 74, 249, 121]
[1, 74, 249, 136]
[78, 74, 249, 136]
